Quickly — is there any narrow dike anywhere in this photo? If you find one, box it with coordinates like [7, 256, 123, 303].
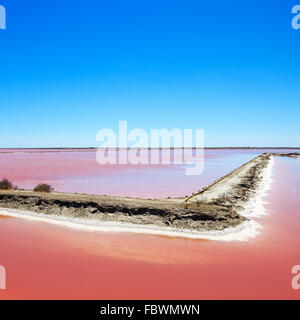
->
[0, 153, 295, 232]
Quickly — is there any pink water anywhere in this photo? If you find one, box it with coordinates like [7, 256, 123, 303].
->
[0, 149, 300, 299]
[0, 148, 297, 198]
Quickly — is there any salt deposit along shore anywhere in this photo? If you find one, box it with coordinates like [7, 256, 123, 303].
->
[0, 153, 298, 240]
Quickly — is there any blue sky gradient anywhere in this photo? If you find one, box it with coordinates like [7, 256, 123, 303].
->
[0, 0, 299, 147]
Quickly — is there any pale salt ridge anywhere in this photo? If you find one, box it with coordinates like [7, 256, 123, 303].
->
[241, 156, 274, 218]
[0, 207, 260, 241]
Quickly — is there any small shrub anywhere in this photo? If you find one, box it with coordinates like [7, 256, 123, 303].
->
[0, 178, 13, 190]
[33, 183, 53, 193]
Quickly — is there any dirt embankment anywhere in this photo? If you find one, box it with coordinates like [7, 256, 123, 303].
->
[269, 152, 300, 158]
[0, 190, 245, 231]
[184, 153, 272, 210]
[0, 152, 298, 232]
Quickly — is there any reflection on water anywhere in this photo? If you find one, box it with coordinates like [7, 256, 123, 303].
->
[0, 150, 300, 299]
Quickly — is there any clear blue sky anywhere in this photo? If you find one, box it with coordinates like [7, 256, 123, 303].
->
[0, 0, 299, 147]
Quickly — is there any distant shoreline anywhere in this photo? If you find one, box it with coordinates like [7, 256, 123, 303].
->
[1, 147, 300, 152]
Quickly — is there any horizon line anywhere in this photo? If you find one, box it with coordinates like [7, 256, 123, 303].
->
[1, 147, 300, 150]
